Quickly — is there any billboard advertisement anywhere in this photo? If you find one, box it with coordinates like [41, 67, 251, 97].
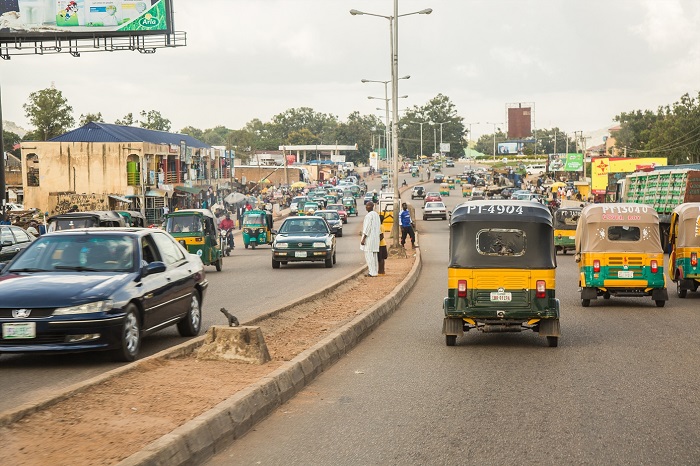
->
[591, 157, 668, 194]
[497, 142, 523, 155]
[0, 0, 171, 39]
[369, 152, 379, 170]
[507, 106, 532, 139]
[549, 153, 584, 172]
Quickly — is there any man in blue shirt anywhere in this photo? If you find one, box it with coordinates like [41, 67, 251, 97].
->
[399, 202, 416, 249]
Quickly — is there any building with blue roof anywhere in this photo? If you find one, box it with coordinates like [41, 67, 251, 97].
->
[20, 123, 232, 222]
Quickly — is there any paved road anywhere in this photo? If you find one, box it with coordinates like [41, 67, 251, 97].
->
[0, 172, 409, 413]
[207, 167, 700, 465]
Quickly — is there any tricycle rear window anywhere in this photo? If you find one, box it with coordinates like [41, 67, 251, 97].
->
[607, 226, 640, 241]
[476, 228, 526, 256]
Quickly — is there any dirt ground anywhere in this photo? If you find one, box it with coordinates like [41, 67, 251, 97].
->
[0, 255, 415, 466]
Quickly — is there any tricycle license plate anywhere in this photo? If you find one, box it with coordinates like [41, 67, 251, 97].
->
[490, 292, 512, 302]
[2, 322, 36, 339]
[618, 270, 634, 278]
[295, 251, 307, 258]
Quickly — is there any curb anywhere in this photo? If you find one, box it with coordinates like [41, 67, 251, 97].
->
[117, 248, 422, 466]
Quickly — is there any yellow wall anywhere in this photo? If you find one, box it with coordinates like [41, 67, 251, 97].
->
[590, 157, 667, 194]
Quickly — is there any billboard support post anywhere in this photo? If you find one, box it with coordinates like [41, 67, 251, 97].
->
[0, 82, 5, 218]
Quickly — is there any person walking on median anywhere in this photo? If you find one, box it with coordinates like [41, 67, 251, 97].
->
[399, 202, 416, 249]
[361, 200, 381, 277]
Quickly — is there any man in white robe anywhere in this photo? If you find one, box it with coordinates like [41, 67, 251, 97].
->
[361, 201, 381, 277]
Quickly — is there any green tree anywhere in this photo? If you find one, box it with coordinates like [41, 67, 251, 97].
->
[287, 128, 318, 145]
[398, 94, 466, 159]
[335, 111, 383, 166]
[139, 110, 171, 132]
[475, 130, 507, 156]
[2, 130, 21, 157]
[271, 107, 339, 144]
[115, 113, 136, 126]
[78, 112, 104, 126]
[201, 125, 231, 146]
[23, 87, 75, 141]
[179, 126, 205, 140]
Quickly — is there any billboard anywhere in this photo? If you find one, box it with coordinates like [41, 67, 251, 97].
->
[591, 157, 668, 194]
[549, 153, 584, 172]
[507, 106, 532, 139]
[497, 142, 523, 155]
[0, 0, 172, 39]
[369, 152, 379, 170]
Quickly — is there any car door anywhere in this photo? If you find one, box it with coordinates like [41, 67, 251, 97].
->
[150, 231, 195, 321]
[138, 234, 174, 331]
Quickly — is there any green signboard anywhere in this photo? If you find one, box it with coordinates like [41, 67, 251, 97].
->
[549, 153, 583, 172]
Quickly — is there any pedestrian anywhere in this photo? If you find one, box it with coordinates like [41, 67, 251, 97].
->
[378, 225, 388, 275]
[0, 213, 10, 225]
[360, 201, 381, 277]
[399, 202, 416, 249]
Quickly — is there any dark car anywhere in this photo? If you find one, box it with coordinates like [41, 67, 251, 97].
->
[0, 226, 36, 261]
[434, 174, 445, 183]
[326, 203, 349, 224]
[314, 210, 343, 237]
[0, 228, 208, 362]
[271, 216, 336, 269]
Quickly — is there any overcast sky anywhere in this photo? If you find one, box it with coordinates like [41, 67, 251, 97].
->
[2, 0, 699, 140]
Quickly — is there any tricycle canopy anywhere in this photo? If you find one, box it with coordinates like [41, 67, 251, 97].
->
[670, 202, 700, 248]
[449, 200, 555, 269]
[575, 203, 662, 254]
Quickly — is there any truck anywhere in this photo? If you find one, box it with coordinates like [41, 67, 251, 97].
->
[620, 166, 700, 246]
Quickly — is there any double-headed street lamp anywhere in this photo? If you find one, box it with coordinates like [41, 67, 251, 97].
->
[465, 121, 480, 159]
[351, 3, 432, 248]
[430, 120, 449, 157]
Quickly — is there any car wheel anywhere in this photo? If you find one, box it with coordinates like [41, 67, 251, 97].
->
[546, 336, 559, 347]
[177, 292, 202, 337]
[272, 258, 280, 269]
[215, 257, 222, 272]
[337, 230, 343, 237]
[655, 300, 666, 307]
[113, 304, 141, 362]
[325, 256, 333, 268]
[446, 335, 457, 346]
[332, 251, 337, 264]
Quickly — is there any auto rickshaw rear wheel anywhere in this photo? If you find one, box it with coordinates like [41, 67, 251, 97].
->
[603, 292, 611, 299]
[445, 335, 457, 346]
[655, 300, 665, 307]
[676, 275, 687, 298]
[581, 298, 590, 307]
[245, 244, 249, 249]
[215, 257, 222, 272]
[546, 336, 558, 347]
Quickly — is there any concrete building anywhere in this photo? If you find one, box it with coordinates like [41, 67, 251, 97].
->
[20, 123, 226, 222]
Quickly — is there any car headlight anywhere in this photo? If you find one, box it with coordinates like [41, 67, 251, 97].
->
[53, 300, 113, 315]
[275, 242, 288, 249]
[312, 242, 326, 248]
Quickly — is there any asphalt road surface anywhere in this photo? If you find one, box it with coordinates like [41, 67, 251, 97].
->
[0, 172, 397, 413]
[206, 165, 700, 465]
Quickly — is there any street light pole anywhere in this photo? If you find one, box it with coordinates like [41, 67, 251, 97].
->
[466, 121, 479, 159]
[351, 4, 432, 248]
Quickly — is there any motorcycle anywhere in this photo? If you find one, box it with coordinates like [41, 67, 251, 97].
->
[219, 229, 234, 256]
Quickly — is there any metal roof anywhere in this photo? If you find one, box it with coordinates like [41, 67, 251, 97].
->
[49, 122, 211, 149]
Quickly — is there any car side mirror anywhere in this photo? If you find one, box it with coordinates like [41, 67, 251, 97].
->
[271, 229, 278, 235]
[142, 261, 167, 277]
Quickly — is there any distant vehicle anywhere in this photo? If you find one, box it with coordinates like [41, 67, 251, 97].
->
[445, 160, 455, 168]
[424, 192, 443, 203]
[433, 174, 445, 183]
[526, 164, 547, 176]
[315, 210, 343, 237]
[48, 211, 126, 232]
[271, 216, 337, 269]
[0, 225, 36, 261]
[423, 201, 448, 221]
[411, 186, 426, 199]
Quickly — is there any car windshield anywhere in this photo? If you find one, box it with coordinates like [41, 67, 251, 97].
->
[166, 216, 202, 233]
[426, 193, 440, 197]
[243, 214, 266, 226]
[317, 212, 339, 221]
[8, 234, 136, 273]
[426, 202, 444, 209]
[280, 219, 329, 234]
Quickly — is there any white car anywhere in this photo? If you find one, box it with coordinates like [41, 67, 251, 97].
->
[5, 203, 24, 211]
[423, 201, 447, 221]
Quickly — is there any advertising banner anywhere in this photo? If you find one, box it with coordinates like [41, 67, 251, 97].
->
[0, 0, 170, 38]
[497, 142, 523, 155]
[549, 153, 583, 172]
[439, 142, 450, 153]
[591, 157, 667, 194]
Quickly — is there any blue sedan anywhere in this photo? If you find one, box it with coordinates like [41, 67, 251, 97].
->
[0, 228, 208, 361]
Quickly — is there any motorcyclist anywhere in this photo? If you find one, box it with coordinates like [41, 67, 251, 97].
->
[401, 179, 408, 187]
[219, 213, 235, 251]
